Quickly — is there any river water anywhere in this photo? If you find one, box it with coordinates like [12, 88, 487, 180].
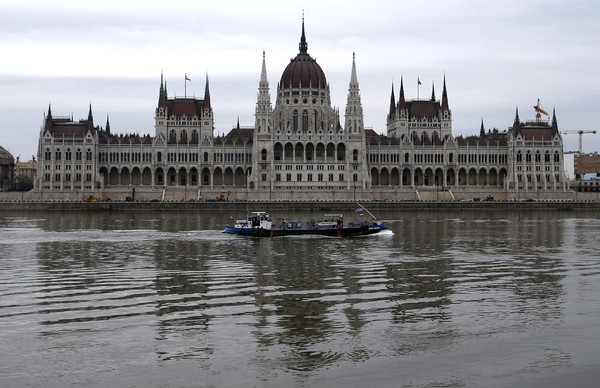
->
[1, 209, 600, 387]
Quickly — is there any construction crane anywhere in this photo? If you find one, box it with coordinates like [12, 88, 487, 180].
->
[562, 130, 598, 179]
[533, 99, 548, 121]
[562, 130, 597, 155]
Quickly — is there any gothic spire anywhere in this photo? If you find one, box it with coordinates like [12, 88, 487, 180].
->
[106, 115, 111, 134]
[47, 103, 52, 120]
[299, 12, 308, 54]
[350, 52, 358, 85]
[512, 106, 521, 133]
[480, 118, 485, 137]
[551, 108, 559, 134]
[431, 82, 436, 101]
[389, 82, 396, 118]
[87, 103, 94, 130]
[260, 50, 268, 86]
[204, 73, 211, 109]
[398, 76, 407, 110]
[344, 52, 364, 134]
[441, 76, 449, 110]
[158, 71, 167, 108]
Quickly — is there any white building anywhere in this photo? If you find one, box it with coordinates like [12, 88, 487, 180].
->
[35, 20, 573, 201]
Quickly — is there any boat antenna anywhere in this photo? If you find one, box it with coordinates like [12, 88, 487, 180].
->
[356, 202, 378, 221]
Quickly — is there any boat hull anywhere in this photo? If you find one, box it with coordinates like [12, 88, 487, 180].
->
[223, 223, 387, 238]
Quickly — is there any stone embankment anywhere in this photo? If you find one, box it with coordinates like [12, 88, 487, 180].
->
[0, 199, 598, 212]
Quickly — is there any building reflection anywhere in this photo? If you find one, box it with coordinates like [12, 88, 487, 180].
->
[27, 209, 571, 375]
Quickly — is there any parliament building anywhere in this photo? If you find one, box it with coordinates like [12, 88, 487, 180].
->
[35, 21, 572, 202]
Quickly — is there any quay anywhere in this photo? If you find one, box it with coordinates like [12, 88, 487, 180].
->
[1, 199, 599, 212]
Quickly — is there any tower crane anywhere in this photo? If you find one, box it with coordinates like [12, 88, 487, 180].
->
[562, 130, 597, 179]
[561, 130, 597, 155]
[533, 99, 548, 121]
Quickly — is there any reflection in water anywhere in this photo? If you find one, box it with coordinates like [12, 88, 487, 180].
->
[1, 210, 599, 387]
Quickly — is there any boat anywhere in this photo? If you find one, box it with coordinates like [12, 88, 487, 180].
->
[223, 205, 388, 238]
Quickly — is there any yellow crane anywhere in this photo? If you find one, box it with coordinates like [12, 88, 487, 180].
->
[533, 99, 548, 121]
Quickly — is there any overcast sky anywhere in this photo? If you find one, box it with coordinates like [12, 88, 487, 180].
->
[1, 0, 599, 160]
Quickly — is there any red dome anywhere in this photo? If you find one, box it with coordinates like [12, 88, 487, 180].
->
[279, 20, 327, 90]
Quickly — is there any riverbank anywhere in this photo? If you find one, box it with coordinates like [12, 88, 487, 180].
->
[1, 199, 599, 212]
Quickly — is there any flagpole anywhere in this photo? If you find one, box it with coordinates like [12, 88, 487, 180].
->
[184, 73, 187, 98]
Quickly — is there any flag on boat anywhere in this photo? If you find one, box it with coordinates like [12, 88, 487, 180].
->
[355, 207, 364, 213]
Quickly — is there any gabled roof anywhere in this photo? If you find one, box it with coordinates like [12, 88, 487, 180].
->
[406, 100, 441, 119]
[166, 98, 209, 119]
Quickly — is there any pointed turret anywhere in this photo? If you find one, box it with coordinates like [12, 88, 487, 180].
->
[441, 76, 449, 110]
[551, 108, 559, 135]
[299, 13, 308, 54]
[255, 50, 273, 134]
[106, 115, 111, 135]
[480, 118, 485, 137]
[398, 77, 407, 110]
[87, 103, 94, 129]
[388, 82, 396, 118]
[158, 72, 167, 109]
[204, 73, 211, 109]
[350, 52, 358, 85]
[512, 106, 521, 133]
[44, 103, 53, 132]
[431, 82, 436, 101]
[344, 52, 364, 134]
[260, 50, 268, 87]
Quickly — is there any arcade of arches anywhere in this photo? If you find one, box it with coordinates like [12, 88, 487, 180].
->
[99, 166, 250, 187]
[370, 167, 508, 187]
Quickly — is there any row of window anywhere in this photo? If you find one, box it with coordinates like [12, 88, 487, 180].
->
[44, 173, 93, 182]
[516, 166, 562, 172]
[273, 164, 346, 171]
[44, 148, 93, 161]
[516, 152, 561, 163]
[272, 173, 349, 182]
[45, 164, 92, 171]
[99, 152, 153, 163]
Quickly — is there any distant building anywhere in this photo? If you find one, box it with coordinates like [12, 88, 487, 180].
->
[0, 146, 15, 191]
[15, 156, 37, 191]
[34, 20, 572, 201]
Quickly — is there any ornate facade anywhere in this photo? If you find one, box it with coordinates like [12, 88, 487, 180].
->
[35, 21, 572, 201]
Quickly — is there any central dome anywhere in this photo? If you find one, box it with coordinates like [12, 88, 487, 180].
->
[279, 20, 327, 90]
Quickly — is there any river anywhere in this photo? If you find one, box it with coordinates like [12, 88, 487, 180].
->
[1, 209, 599, 387]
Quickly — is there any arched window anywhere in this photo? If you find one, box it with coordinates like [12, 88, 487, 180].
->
[302, 110, 308, 131]
[293, 110, 298, 131]
[261, 149, 268, 161]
